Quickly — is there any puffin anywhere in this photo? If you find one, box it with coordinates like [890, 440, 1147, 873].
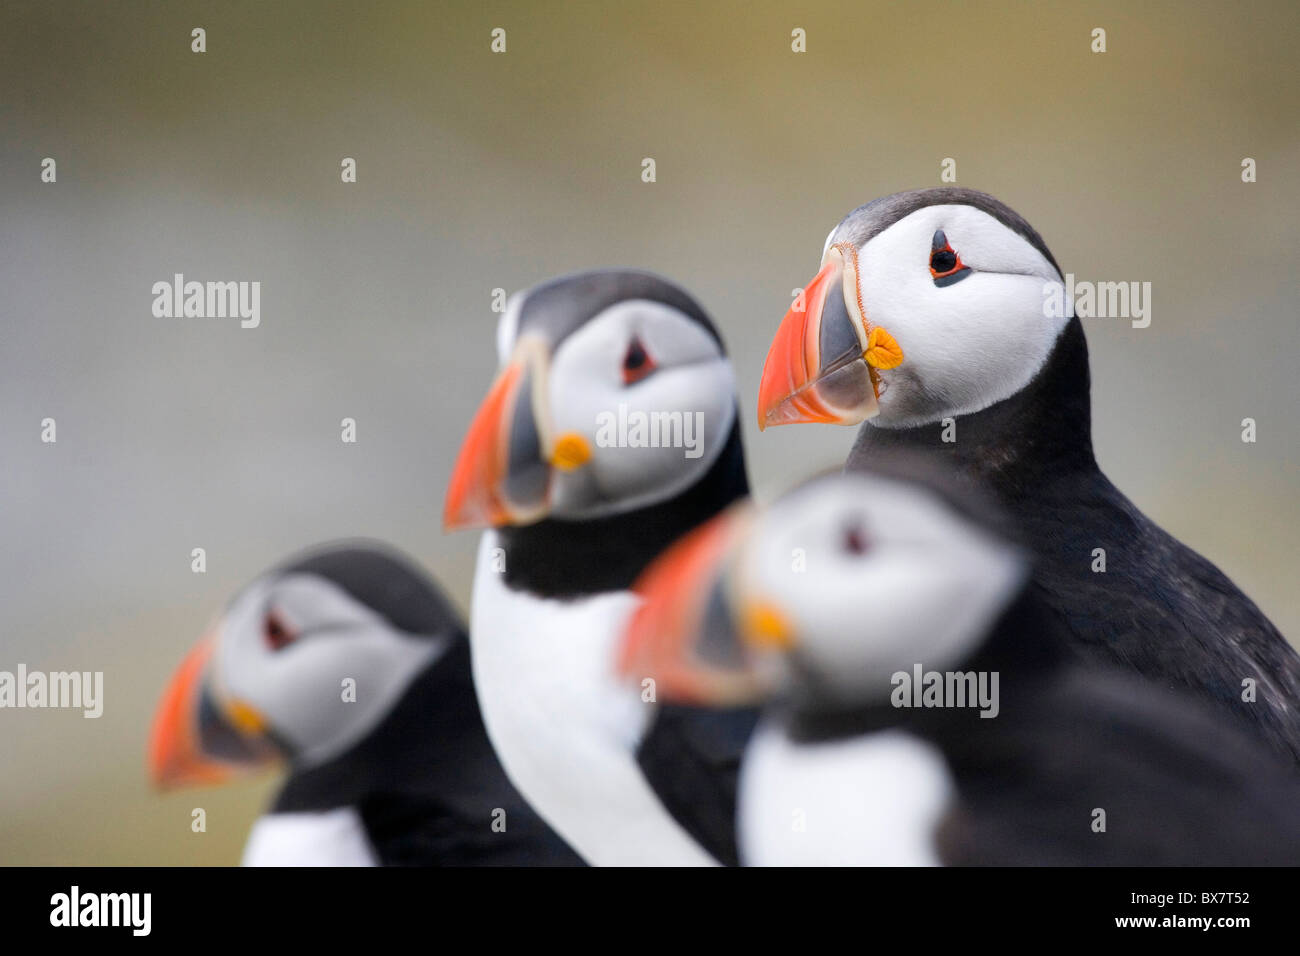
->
[148, 541, 583, 866]
[755, 186, 1300, 766]
[443, 269, 756, 866]
[620, 462, 1300, 865]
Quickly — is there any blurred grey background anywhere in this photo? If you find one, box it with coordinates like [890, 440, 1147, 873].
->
[0, 0, 1295, 863]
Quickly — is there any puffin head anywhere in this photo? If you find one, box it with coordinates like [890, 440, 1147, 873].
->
[619, 462, 1029, 711]
[443, 269, 739, 530]
[148, 543, 458, 789]
[758, 188, 1069, 431]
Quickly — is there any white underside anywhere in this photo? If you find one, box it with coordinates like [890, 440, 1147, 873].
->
[470, 532, 718, 866]
[241, 807, 378, 866]
[738, 719, 955, 866]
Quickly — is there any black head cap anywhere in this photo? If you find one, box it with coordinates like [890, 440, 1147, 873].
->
[831, 188, 1062, 278]
[509, 269, 726, 353]
[273, 541, 464, 639]
[791, 449, 1028, 553]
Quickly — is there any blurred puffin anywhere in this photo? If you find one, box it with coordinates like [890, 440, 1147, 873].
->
[756, 187, 1300, 765]
[149, 542, 583, 866]
[443, 269, 756, 865]
[622, 464, 1300, 865]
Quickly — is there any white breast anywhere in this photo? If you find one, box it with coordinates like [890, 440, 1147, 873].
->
[241, 807, 378, 866]
[470, 532, 717, 866]
[738, 720, 955, 866]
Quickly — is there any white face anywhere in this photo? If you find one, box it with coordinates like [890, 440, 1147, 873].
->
[210, 574, 444, 768]
[837, 204, 1069, 428]
[496, 291, 524, 367]
[730, 476, 1027, 706]
[544, 299, 737, 519]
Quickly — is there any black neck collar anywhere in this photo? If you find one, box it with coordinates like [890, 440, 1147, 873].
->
[496, 417, 749, 598]
[846, 317, 1096, 499]
[784, 586, 1067, 745]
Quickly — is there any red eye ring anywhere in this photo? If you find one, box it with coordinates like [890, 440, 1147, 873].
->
[929, 239, 966, 279]
[622, 336, 657, 385]
[264, 610, 296, 651]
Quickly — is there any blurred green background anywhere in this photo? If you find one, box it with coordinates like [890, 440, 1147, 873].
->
[0, 0, 1296, 864]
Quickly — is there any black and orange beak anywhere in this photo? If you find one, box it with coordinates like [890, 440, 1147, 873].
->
[148, 631, 279, 790]
[757, 242, 903, 430]
[618, 507, 771, 708]
[443, 341, 592, 531]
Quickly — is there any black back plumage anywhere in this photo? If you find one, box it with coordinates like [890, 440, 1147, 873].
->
[928, 591, 1300, 865]
[933, 667, 1300, 865]
[846, 316, 1300, 766]
[789, 582, 1300, 865]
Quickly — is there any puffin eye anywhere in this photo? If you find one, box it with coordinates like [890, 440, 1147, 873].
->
[841, 523, 871, 556]
[264, 610, 296, 651]
[930, 230, 971, 287]
[621, 336, 657, 385]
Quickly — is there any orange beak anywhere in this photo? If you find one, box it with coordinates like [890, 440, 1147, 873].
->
[444, 342, 591, 531]
[443, 360, 527, 530]
[148, 636, 233, 789]
[148, 632, 278, 790]
[618, 507, 765, 707]
[757, 243, 903, 430]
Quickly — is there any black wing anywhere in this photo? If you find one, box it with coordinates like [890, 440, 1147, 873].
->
[934, 668, 1300, 865]
[637, 703, 759, 866]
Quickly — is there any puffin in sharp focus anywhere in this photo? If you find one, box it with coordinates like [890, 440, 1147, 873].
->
[621, 463, 1300, 865]
[443, 269, 757, 866]
[149, 542, 583, 866]
[756, 187, 1300, 766]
